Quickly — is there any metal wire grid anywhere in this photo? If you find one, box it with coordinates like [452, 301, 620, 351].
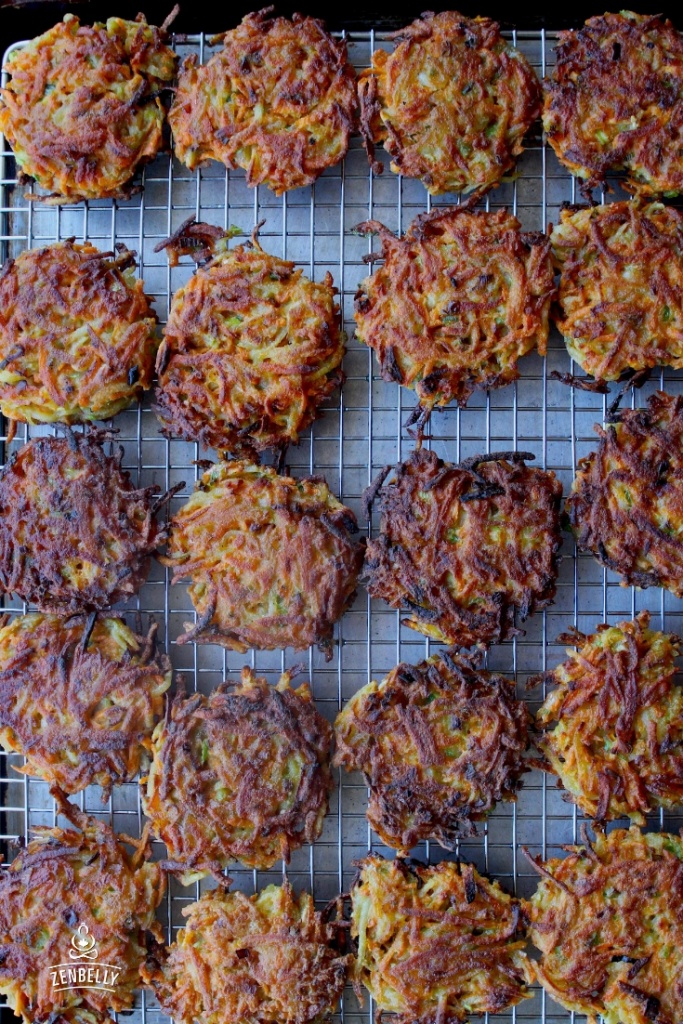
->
[1, 24, 683, 1024]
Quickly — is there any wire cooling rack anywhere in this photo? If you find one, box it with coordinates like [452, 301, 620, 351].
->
[2, 25, 683, 1024]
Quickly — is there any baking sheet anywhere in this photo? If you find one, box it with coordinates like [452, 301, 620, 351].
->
[2, 27, 683, 1024]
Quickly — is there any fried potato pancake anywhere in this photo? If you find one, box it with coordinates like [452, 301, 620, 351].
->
[0, 430, 173, 613]
[334, 650, 530, 850]
[0, 802, 164, 1024]
[0, 13, 177, 203]
[0, 242, 158, 428]
[142, 667, 333, 876]
[351, 855, 531, 1024]
[526, 827, 683, 1024]
[142, 882, 350, 1024]
[169, 8, 357, 194]
[566, 391, 683, 595]
[155, 222, 344, 454]
[551, 202, 683, 380]
[354, 207, 553, 411]
[0, 613, 170, 796]
[162, 460, 363, 656]
[543, 12, 683, 197]
[358, 11, 540, 196]
[363, 447, 563, 647]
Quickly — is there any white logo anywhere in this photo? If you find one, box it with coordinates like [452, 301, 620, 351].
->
[48, 924, 122, 993]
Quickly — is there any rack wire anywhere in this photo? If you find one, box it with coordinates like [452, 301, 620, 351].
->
[2, 26, 683, 1024]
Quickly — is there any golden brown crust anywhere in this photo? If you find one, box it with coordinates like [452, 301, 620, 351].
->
[363, 448, 563, 647]
[525, 828, 683, 1024]
[0, 242, 158, 426]
[566, 391, 683, 595]
[543, 12, 683, 198]
[169, 8, 357, 194]
[358, 11, 540, 196]
[354, 208, 553, 411]
[0, 613, 171, 797]
[351, 855, 531, 1024]
[0, 805, 164, 1024]
[0, 14, 177, 203]
[142, 882, 351, 1024]
[0, 430, 174, 613]
[551, 202, 683, 380]
[142, 667, 333, 875]
[162, 460, 364, 657]
[535, 612, 683, 823]
[334, 651, 530, 850]
[155, 227, 344, 454]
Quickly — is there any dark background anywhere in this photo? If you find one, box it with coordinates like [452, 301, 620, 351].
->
[1, 0, 682, 37]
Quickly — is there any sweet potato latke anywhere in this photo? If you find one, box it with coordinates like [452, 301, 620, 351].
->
[0, 612, 170, 797]
[0, 801, 164, 1024]
[0, 241, 158, 429]
[358, 11, 540, 196]
[543, 12, 683, 198]
[551, 202, 683, 380]
[351, 855, 531, 1024]
[526, 827, 683, 1024]
[142, 667, 333, 876]
[334, 651, 530, 851]
[169, 8, 357, 194]
[155, 220, 344, 454]
[162, 460, 363, 656]
[0, 430, 174, 613]
[536, 612, 683, 823]
[0, 13, 177, 203]
[363, 448, 563, 647]
[354, 207, 553, 412]
[566, 391, 683, 595]
[142, 882, 350, 1024]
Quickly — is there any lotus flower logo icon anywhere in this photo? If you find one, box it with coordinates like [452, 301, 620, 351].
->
[69, 924, 97, 961]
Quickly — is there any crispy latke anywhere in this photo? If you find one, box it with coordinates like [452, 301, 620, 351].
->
[551, 202, 683, 380]
[566, 391, 683, 595]
[358, 11, 540, 196]
[0, 241, 158, 428]
[354, 207, 553, 412]
[543, 12, 683, 198]
[351, 855, 531, 1024]
[0, 801, 164, 1024]
[526, 827, 683, 1024]
[142, 882, 351, 1024]
[155, 221, 344, 454]
[0, 612, 171, 796]
[142, 666, 333, 876]
[0, 430, 174, 613]
[162, 459, 363, 656]
[0, 13, 177, 203]
[363, 448, 563, 647]
[169, 8, 357, 194]
[536, 612, 683, 823]
[334, 651, 530, 850]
